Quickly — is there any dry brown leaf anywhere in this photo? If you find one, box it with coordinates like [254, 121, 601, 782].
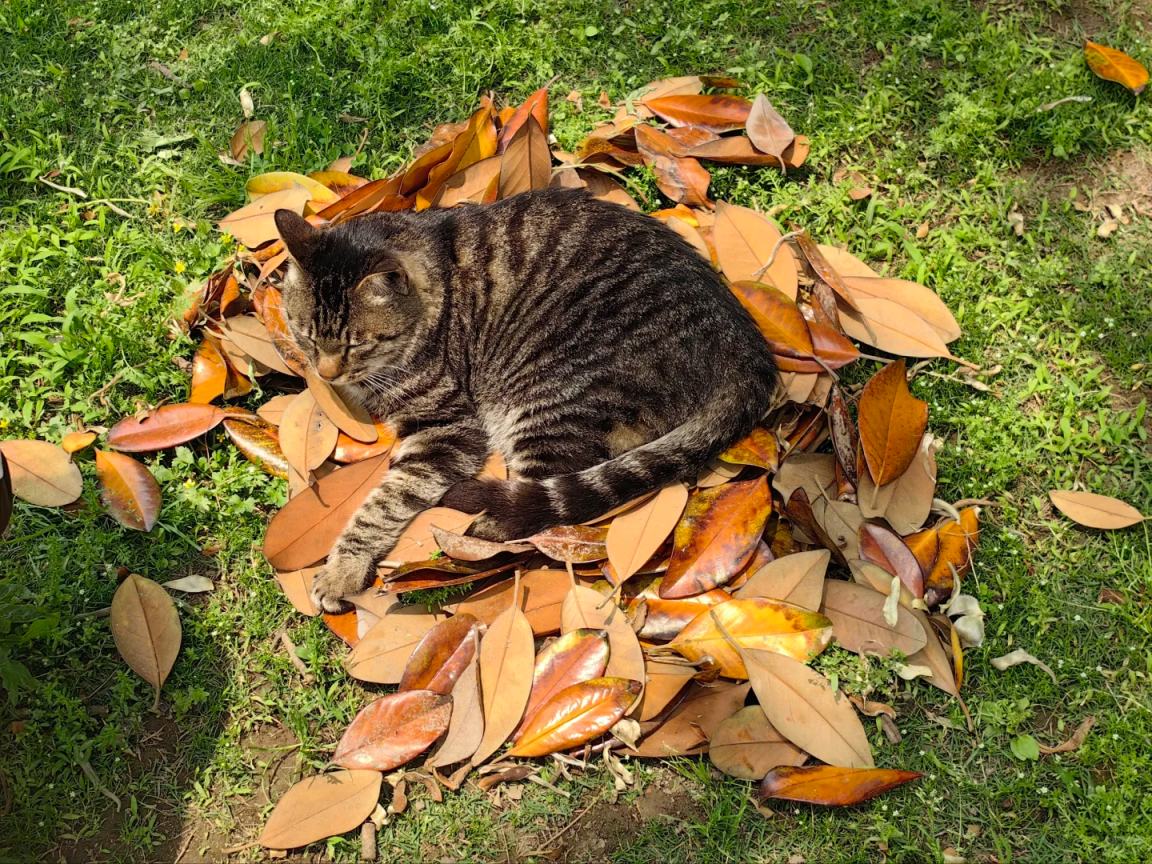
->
[629, 681, 750, 757]
[1038, 715, 1095, 754]
[734, 549, 829, 610]
[499, 116, 551, 198]
[345, 605, 442, 684]
[561, 583, 646, 711]
[110, 573, 181, 711]
[713, 201, 798, 299]
[1048, 490, 1145, 530]
[259, 771, 382, 850]
[744, 94, 793, 168]
[472, 574, 536, 765]
[605, 483, 688, 584]
[709, 705, 806, 780]
[96, 450, 161, 532]
[858, 359, 928, 487]
[819, 580, 927, 657]
[279, 390, 339, 480]
[218, 183, 311, 248]
[0, 440, 83, 507]
[306, 374, 377, 442]
[427, 650, 484, 768]
[276, 567, 320, 617]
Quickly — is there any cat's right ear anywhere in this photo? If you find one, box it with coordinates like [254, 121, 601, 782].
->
[274, 210, 320, 264]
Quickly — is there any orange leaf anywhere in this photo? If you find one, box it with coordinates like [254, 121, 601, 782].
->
[858, 359, 928, 486]
[218, 183, 311, 248]
[628, 579, 732, 641]
[760, 765, 921, 805]
[508, 677, 641, 757]
[661, 477, 773, 599]
[190, 338, 228, 404]
[515, 628, 609, 739]
[279, 390, 339, 480]
[61, 431, 97, 455]
[449, 569, 572, 636]
[261, 286, 310, 376]
[306, 374, 377, 442]
[713, 202, 798, 299]
[333, 689, 452, 771]
[398, 614, 480, 695]
[642, 94, 753, 133]
[606, 483, 688, 584]
[306, 170, 368, 198]
[222, 418, 289, 479]
[333, 422, 397, 464]
[718, 427, 780, 471]
[666, 597, 833, 679]
[924, 507, 979, 605]
[107, 404, 226, 452]
[499, 116, 551, 199]
[345, 604, 442, 684]
[263, 454, 390, 570]
[96, 450, 162, 532]
[434, 156, 502, 208]
[1085, 41, 1148, 95]
[728, 281, 814, 356]
[472, 576, 535, 764]
[560, 584, 646, 708]
[634, 125, 711, 206]
[499, 85, 550, 151]
[418, 107, 498, 210]
[903, 527, 940, 577]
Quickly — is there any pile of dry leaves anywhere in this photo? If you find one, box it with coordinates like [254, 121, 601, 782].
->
[2, 70, 1148, 853]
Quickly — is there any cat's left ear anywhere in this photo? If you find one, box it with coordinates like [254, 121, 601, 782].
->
[362, 260, 410, 297]
[274, 210, 321, 264]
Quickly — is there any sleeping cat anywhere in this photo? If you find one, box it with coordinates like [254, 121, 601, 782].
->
[273, 188, 780, 613]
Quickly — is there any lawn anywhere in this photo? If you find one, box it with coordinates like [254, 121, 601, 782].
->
[1, 0, 1151, 861]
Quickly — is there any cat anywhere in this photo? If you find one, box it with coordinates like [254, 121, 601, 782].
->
[273, 188, 780, 613]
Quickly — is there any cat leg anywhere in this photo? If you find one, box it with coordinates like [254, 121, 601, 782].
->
[311, 419, 487, 613]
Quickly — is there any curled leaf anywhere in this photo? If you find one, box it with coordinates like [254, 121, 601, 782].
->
[760, 765, 920, 805]
[991, 648, 1057, 685]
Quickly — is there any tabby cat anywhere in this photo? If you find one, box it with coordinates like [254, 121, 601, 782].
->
[273, 188, 779, 613]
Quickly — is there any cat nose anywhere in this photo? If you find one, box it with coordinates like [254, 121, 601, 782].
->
[315, 353, 344, 382]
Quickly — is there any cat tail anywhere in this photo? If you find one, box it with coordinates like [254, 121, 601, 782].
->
[443, 380, 776, 541]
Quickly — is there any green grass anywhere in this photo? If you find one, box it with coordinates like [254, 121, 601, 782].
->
[2, 0, 1152, 860]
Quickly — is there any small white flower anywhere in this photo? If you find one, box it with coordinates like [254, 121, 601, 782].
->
[881, 804, 888, 811]
[1096, 666, 1103, 672]
[920, 750, 926, 756]
[1074, 615, 1082, 621]
[1040, 787, 1049, 794]
[1017, 772, 1025, 779]
[1113, 733, 1120, 740]
[930, 774, 936, 780]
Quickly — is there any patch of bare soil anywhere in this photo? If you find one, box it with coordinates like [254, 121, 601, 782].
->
[177, 723, 300, 863]
[550, 771, 702, 863]
[1045, 0, 1107, 37]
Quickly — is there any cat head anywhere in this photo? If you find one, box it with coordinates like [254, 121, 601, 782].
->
[273, 209, 432, 386]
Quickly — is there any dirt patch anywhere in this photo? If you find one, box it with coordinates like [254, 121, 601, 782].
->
[177, 724, 300, 863]
[1045, 0, 1107, 37]
[550, 771, 703, 863]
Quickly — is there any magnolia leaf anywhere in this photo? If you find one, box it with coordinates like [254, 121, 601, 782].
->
[760, 765, 920, 805]
[110, 573, 181, 711]
[0, 440, 83, 507]
[96, 450, 161, 532]
[1048, 490, 1145, 530]
[259, 771, 382, 850]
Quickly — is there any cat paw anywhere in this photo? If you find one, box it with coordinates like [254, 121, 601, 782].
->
[311, 555, 375, 614]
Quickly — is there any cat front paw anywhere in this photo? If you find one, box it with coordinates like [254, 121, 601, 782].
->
[311, 555, 375, 614]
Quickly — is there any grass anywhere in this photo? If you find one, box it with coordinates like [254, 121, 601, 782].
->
[1, 0, 1151, 860]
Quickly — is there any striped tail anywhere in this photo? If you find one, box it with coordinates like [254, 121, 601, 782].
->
[442, 380, 776, 541]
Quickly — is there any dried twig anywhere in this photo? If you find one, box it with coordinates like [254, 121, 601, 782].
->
[78, 758, 122, 811]
[277, 629, 314, 683]
[38, 175, 87, 198]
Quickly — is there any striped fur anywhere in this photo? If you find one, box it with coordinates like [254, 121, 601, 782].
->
[273, 190, 778, 612]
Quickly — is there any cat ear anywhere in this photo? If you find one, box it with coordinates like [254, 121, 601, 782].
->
[274, 210, 320, 263]
[364, 261, 410, 297]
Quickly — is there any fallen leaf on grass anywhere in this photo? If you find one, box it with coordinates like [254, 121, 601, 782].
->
[398, 614, 480, 695]
[509, 677, 641, 757]
[230, 120, 267, 162]
[1048, 490, 1146, 530]
[214, 315, 297, 377]
[561, 584, 646, 704]
[95, 451, 161, 532]
[709, 705, 806, 779]
[661, 477, 772, 598]
[1085, 41, 1149, 95]
[223, 418, 289, 479]
[924, 508, 979, 604]
[665, 597, 833, 679]
[991, 648, 1057, 685]
[333, 689, 452, 770]
[744, 94, 793, 169]
[259, 770, 382, 850]
[106, 404, 226, 452]
[1038, 715, 1095, 754]
[858, 359, 929, 487]
[642, 94, 752, 132]
[263, 454, 390, 570]
[819, 580, 927, 657]
[110, 573, 181, 711]
[517, 629, 610, 738]
[759, 765, 920, 805]
[219, 183, 312, 247]
[606, 483, 688, 584]
[472, 574, 536, 765]
[0, 440, 83, 507]
[61, 431, 97, 454]
[161, 575, 214, 593]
